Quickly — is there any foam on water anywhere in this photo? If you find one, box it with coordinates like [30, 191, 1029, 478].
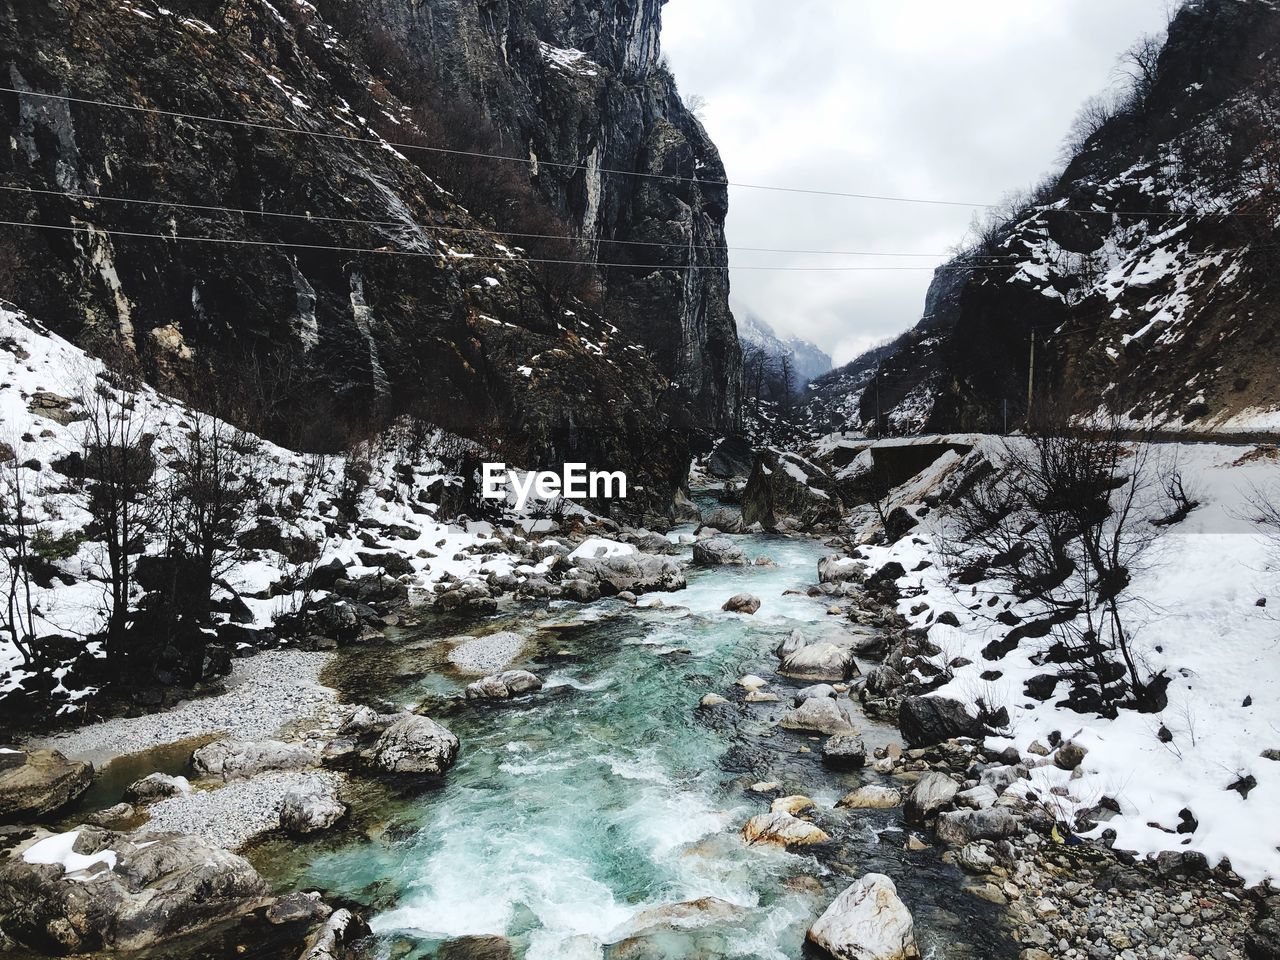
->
[300, 531, 846, 958]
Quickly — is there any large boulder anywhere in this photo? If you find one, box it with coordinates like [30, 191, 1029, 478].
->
[818, 555, 866, 584]
[464, 670, 543, 701]
[904, 772, 960, 824]
[806, 873, 921, 960]
[779, 643, 858, 682]
[703, 507, 744, 534]
[741, 811, 829, 847]
[279, 776, 346, 835]
[708, 435, 755, 479]
[934, 808, 1020, 846]
[191, 740, 316, 780]
[571, 554, 686, 595]
[836, 786, 903, 810]
[741, 448, 845, 532]
[371, 715, 460, 775]
[0, 749, 93, 822]
[822, 734, 867, 770]
[692, 536, 748, 566]
[124, 773, 191, 803]
[780, 697, 859, 735]
[897, 696, 983, 747]
[0, 827, 269, 953]
[721, 594, 761, 614]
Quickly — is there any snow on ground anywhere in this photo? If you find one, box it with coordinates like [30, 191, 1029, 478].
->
[859, 439, 1280, 886]
[22, 829, 117, 878]
[0, 306, 577, 713]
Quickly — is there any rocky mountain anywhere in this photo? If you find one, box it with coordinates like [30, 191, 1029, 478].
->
[0, 0, 740, 517]
[737, 309, 832, 391]
[817, 0, 1280, 437]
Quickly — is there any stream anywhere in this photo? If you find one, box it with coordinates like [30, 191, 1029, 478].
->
[251, 513, 1017, 960]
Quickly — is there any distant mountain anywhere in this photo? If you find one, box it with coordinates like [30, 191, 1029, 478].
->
[737, 310, 833, 391]
[810, 0, 1280, 437]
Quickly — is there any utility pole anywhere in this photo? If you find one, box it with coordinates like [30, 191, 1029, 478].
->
[1026, 330, 1036, 427]
[875, 371, 881, 437]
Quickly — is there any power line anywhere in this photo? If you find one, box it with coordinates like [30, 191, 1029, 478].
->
[0, 184, 1025, 262]
[0, 217, 1030, 271]
[2, 86, 1260, 219]
[0, 86, 993, 207]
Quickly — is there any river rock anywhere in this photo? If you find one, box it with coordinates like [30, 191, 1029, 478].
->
[864, 665, 904, 697]
[447, 632, 528, 675]
[608, 896, 746, 942]
[192, 740, 316, 780]
[822, 734, 867, 769]
[934, 808, 1020, 845]
[279, 776, 346, 834]
[836, 785, 903, 810]
[819, 555, 865, 584]
[692, 536, 748, 566]
[771, 795, 816, 816]
[83, 802, 137, 829]
[779, 643, 857, 682]
[371, 714, 460, 775]
[780, 697, 859, 735]
[722, 593, 761, 614]
[709, 436, 755, 479]
[742, 448, 845, 532]
[806, 872, 921, 960]
[0, 749, 93, 821]
[898, 696, 983, 747]
[955, 785, 998, 810]
[979, 764, 1027, 795]
[794, 683, 837, 704]
[0, 828, 269, 953]
[124, 773, 192, 802]
[1054, 740, 1088, 770]
[571, 554, 685, 595]
[704, 507, 744, 534]
[698, 693, 729, 709]
[776, 629, 807, 658]
[464, 670, 543, 700]
[741, 811, 829, 847]
[300, 907, 372, 960]
[905, 772, 960, 824]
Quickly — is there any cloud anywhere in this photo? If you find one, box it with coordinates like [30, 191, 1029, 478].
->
[661, 0, 1174, 364]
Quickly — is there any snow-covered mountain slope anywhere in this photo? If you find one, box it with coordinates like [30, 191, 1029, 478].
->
[0, 0, 729, 514]
[737, 309, 833, 391]
[0, 306, 661, 723]
[849, 435, 1280, 886]
[822, 0, 1280, 437]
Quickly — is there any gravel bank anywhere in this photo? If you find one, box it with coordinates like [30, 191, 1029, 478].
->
[140, 769, 344, 851]
[33, 650, 336, 767]
[446, 631, 527, 675]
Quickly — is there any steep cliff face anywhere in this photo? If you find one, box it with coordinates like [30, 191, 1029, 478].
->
[823, 0, 1280, 436]
[359, 0, 742, 431]
[0, 0, 738, 517]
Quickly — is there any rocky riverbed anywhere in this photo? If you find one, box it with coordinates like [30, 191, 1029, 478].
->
[2, 498, 1276, 960]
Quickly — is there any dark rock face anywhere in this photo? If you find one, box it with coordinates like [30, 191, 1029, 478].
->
[708, 435, 755, 479]
[741, 448, 844, 532]
[363, 0, 742, 431]
[898, 695, 983, 748]
[0, 0, 740, 517]
[814, 0, 1280, 436]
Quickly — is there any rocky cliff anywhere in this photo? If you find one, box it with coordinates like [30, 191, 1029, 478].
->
[818, 0, 1280, 436]
[0, 0, 740, 517]
[327, 0, 741, 430]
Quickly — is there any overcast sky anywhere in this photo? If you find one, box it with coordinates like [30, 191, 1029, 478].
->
[661, 0, 1174, 366]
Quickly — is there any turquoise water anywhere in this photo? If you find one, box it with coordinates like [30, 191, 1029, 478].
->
[278, 531, 1013, 959]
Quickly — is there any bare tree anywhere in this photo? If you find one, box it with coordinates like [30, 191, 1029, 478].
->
[940, 411, 1170, 714]
[1116, 34, 1164, 110]
[163, 411, 267, 621]
[0, 442, 40, 666]
[77, 367, 158, 670]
